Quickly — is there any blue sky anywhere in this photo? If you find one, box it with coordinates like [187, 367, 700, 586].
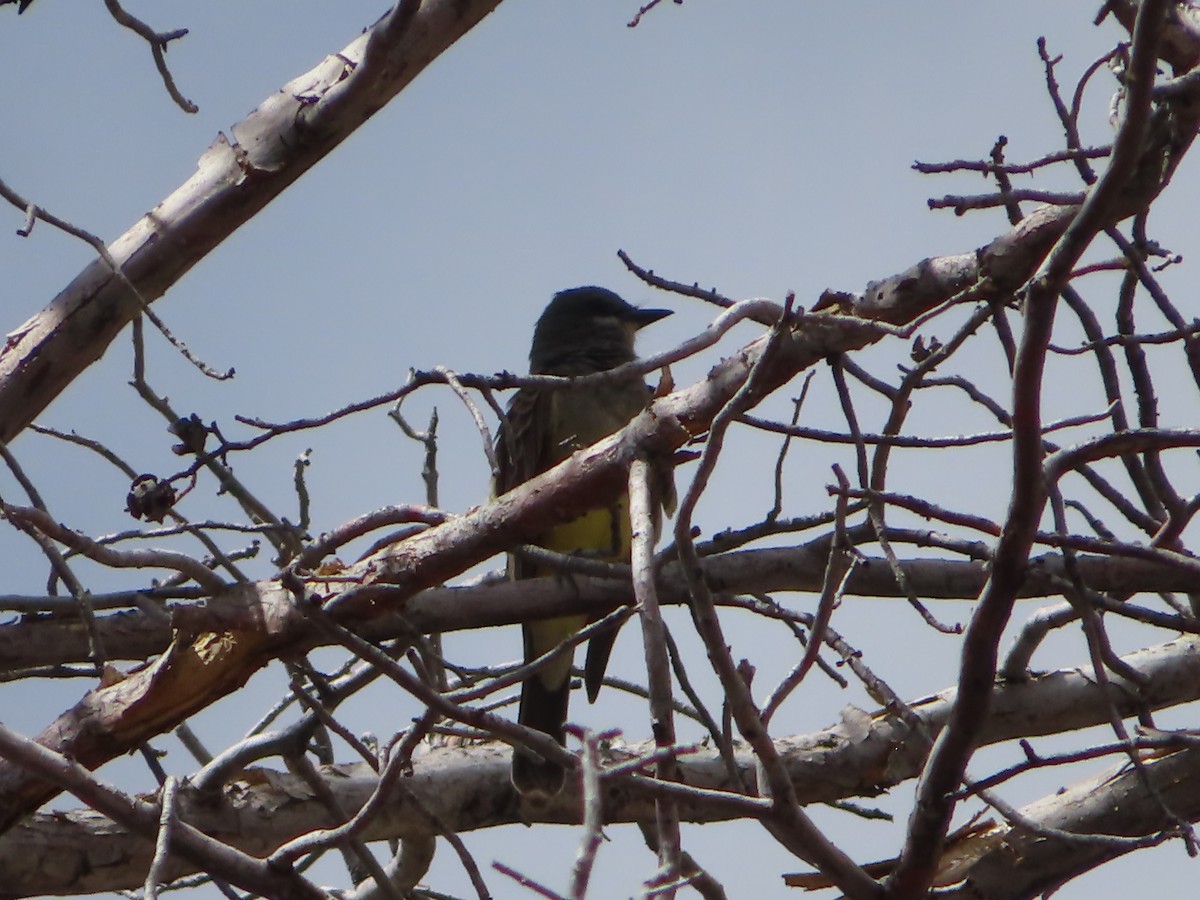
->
[3, 2, 1199, 897]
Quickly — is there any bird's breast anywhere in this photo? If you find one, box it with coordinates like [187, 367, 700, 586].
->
[547, 380, 649, 462]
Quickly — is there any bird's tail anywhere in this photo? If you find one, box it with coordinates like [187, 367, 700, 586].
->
[512, 674, 570, 796]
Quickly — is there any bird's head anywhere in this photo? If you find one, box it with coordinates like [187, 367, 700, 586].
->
[529, 286, 672, 374]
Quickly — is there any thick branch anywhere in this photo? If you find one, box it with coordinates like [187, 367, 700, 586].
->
[0, 0, 503, 442]
[0, 549, 1192, 671]
[940, 746, 1200, 899]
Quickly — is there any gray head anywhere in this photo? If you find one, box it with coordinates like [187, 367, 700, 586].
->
[529, 286, 672, 374]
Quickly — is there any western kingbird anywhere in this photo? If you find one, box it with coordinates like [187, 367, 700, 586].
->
[496, 286, 672, 796]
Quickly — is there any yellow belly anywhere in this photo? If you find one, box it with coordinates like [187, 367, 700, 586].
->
[530, 500, 630, 690]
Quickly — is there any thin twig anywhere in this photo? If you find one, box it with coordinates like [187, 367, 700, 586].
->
[101, 0, 196, 112]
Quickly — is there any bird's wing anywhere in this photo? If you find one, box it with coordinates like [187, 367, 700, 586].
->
[495, 385, 554, 581]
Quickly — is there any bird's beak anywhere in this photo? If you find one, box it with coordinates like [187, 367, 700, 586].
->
[627, 307, 673, 329]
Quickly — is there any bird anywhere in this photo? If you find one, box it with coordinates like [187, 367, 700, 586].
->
[495, 285, 673, 796]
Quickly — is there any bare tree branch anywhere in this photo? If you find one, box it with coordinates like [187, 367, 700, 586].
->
[0, 0, 504, 443]
[2, 636, 1199, 898]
